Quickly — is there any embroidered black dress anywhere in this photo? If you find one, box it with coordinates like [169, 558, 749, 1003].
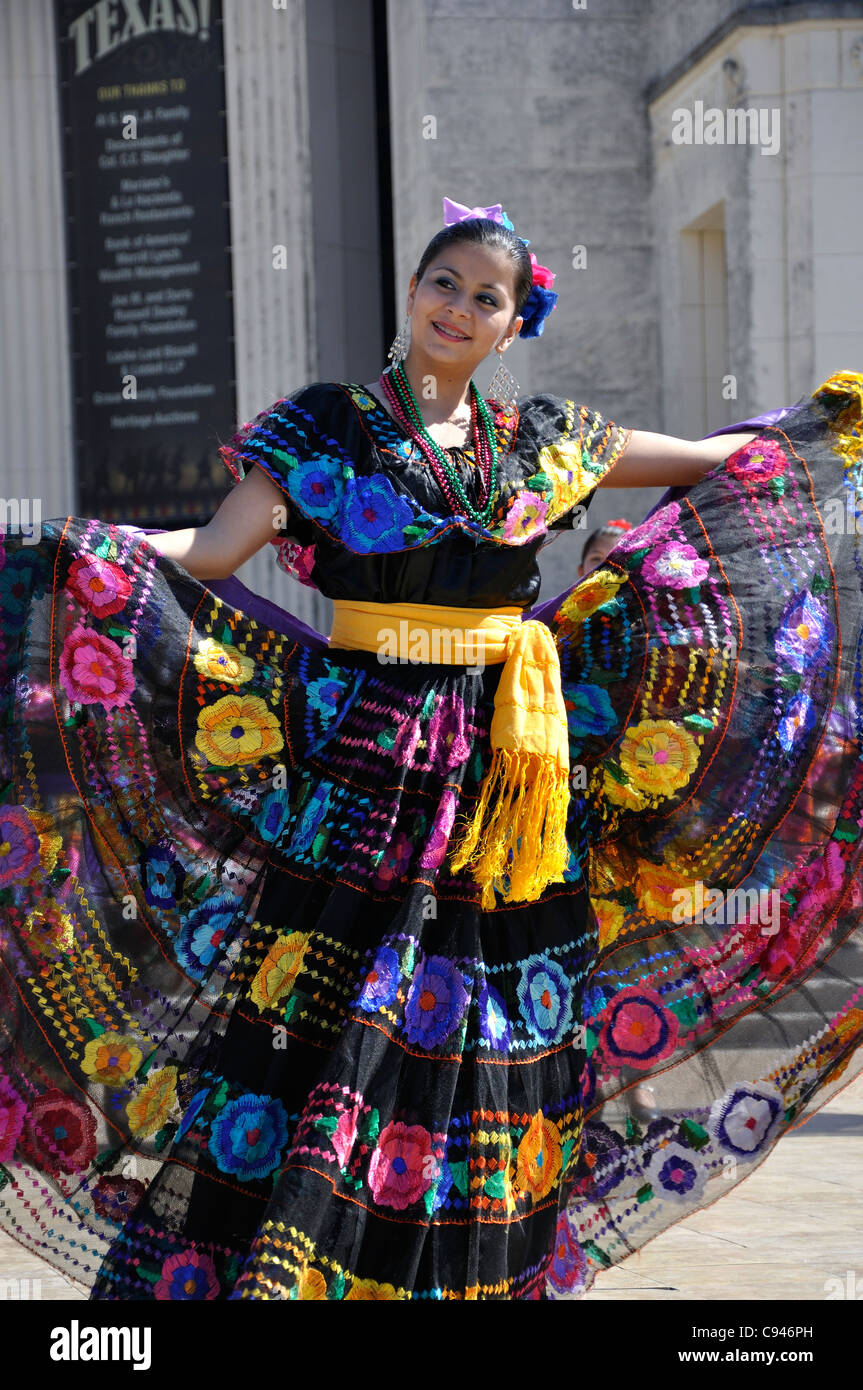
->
[0, 376, 861, 1301]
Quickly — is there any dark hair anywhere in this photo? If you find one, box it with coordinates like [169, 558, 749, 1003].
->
[414, 218, 534, 323]
[581, 520, 632, 559]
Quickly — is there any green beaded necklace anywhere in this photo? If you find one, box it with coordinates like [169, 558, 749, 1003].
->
[382, 362, 500, 526]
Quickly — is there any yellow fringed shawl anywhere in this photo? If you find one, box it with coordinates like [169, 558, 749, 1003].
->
[329, 601, 570, 910]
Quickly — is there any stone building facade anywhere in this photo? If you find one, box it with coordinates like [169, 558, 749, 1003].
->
[2, 0, 862, 621]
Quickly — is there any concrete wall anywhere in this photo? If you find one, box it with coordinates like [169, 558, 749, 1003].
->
[650, 17, 863, 437]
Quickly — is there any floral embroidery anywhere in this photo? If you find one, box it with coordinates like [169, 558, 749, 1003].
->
[194, 637, 255, 685]
[516, 1111, 562, 1201]
[368, 1120, 434, 1209]
[22, 1088, 98, 1176]
[81, 1033, 144, 1089]
[154, 1250, 220, 1301]
[643, 1139, 708, 1205]
[477, 982, 512, 1051]
[175, 893, 242, 980]
[597, 986, 679, 1072]
[726, 438, 787, 483]
[66, 555, 132, 619]
[0, 1076, 27, 1162]
[503, 491, 549, 543]
[342, 476, 415, 552]
[708, 1080, 784, 1156]
[419, 788, 458, 869]
[547, 1212, 587, 1295]
[92, 1175, 146, 1222]
[559, 568, 626, 624]
[564, 682, 617, 744]
[143, 844, 185, 910]
[404, 954, 469, 1048]
[774, 591, 833, 673]
[357, 947, 402, 1013]
[195, 694, 284, 767]
[126, 1066, 179, 1139]
[619, 720, 700, 798]
[209, 1092, 289, 1182]
[345, 1277, 403, 1300]
[516, 955, 573, 1046]
[777, 692, 816, 752]
[0, 806, 41, 887]
[641, 542, 710, 590]
[59, 626, 135, 708]
[249, 931, 310, 1014]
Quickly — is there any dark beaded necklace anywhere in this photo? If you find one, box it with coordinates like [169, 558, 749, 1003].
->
[379, 362, 499, 525]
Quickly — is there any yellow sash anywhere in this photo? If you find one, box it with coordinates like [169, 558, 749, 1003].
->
[329, 600, 570, 910]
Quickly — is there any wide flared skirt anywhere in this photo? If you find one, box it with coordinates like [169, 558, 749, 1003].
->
[0, 373, 861, 1300]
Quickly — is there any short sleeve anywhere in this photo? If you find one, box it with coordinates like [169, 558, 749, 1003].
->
[217, 385, 331, 548]
[525, 396, 632, 530]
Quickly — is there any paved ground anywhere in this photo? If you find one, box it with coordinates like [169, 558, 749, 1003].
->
[584, 1072, 863, 1302]
[1, 1074, 860, 1301]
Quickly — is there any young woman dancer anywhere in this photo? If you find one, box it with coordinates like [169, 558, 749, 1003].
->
[1, 199, 860, 1300]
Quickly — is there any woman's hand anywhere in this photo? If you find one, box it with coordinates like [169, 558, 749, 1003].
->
[597, 429, 760, 489]
[145, 466, 288, 580]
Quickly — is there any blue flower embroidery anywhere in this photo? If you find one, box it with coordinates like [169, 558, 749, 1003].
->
[341, 476, 415, 552]
[253, 788, 291, 843]
[564, 682, 617, 741]
[285, 450, 344, 523]
[307, 672, 347, 723]
[357, 946, 401, 1012]
[516, 954, 573, 1046]
[774, 591, 833, 673]
[175, 893, 241, 980]
[404, 954, 469, 1049]
[209, 1092, 289, 1182]
[477, 982, 512, 1052]
[288, 782, 332, 855]
[143, 845, 185, 910]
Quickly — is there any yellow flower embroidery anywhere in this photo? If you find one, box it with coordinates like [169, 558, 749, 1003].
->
[601, 766, 649, 811]
[249, 931, 310, 1014]
[296, 1266, 328, 1300]
[515, 1110, 562, 1202]
[619, 719, 699, 797]
[194, 638, 255, 685]
[593, 897, 626, 949]
[24, 902, 76, 955]
[345, 1277, 403, 1300]
[195, 694, 284, 767]
[635, 861, 705, 923]
[537, 440, 592, 523]
[126, 1065, 179, 1138]
[823, 1007, 863, 1083]
[559, 568, 626, 624]
[81, 1032, 144, 1088]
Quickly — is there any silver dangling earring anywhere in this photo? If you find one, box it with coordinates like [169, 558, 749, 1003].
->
[387, 315, 411, 366]
[489, 347, 519, 413]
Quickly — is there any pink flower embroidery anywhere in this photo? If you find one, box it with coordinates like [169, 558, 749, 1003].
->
[373, 832, 413, 890]
[66, 556, 132, 619]
[615, 502, 681, 553]
[726, 438, 787, 484]
[503, 492, 548, 544]
[367, 1121, 433, 1210]
[427, 692, 471, 773]
[274, 538, 317, 589]
[59, 625, 135, 708]
[598, 985, 679, 1072]
[419, 789, 458, 869]
[0, 1075, 27, 1162]
[641, 542, 709, 590]
[332, 1107, 360, 1168]
[154, 1249, 220, 1301]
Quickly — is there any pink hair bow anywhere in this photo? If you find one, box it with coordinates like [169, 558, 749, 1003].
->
[442, 197, 511, 228]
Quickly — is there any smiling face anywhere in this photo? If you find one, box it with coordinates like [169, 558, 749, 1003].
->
[405, 241, 523, 375]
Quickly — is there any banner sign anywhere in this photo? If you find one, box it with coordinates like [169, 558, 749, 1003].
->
[56, 0, 236, 524]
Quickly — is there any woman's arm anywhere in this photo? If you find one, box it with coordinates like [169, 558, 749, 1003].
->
[597, 429, 759, 489]
[145, 466, 288, 580]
